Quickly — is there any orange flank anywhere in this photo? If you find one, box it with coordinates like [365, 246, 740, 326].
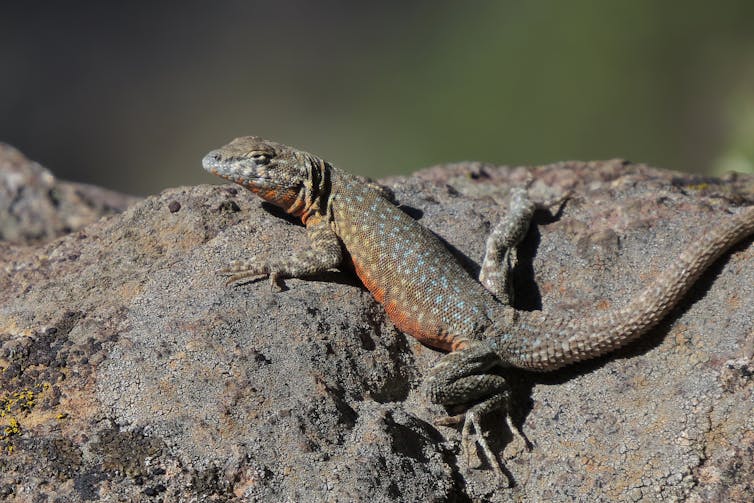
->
[353, 261, 458, 352]
[352, 261, 386, 303]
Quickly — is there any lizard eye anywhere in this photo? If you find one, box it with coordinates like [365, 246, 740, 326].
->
[249, 151, 271, 165]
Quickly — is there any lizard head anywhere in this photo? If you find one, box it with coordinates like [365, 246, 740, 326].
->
[203, 136, 327, 218]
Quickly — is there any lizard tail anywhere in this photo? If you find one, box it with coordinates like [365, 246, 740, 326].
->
[502, 206, 754, 371]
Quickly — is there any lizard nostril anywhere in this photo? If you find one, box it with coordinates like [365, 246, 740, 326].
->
[202, 151, 224, 171]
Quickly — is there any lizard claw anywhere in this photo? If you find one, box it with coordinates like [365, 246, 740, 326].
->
[539, 189, 572, 215]
[222, 272, 266, 286]
[218, 265, 288, 290]
[218, 260, 271, 286]
[463, 408, 511, 486]
[435, 410, 512, 486]
[453, 404, 512, 487]
[434, 412, 466, 427]
[434, 400, 529, 487]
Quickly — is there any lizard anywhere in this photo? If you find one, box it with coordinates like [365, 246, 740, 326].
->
[202, 136, 754, 486]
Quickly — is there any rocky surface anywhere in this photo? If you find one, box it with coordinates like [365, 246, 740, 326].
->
[0, 143, 139, 246]
[0, 146, 753, 502]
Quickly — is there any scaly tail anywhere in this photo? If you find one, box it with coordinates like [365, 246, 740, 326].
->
[502, 206, 754, 371]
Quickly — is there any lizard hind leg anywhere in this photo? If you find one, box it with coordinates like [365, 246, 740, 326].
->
[425, 341, 525, 486]
[479, 186, 536, 305]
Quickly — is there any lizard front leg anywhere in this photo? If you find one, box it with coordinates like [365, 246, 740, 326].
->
[425, 341, 526, 486]
[220, 217, 342, 287]
[479, 187, 536, 304]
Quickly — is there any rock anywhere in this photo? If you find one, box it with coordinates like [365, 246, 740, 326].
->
[0, 147, 752, 502]
[0, 143, 139, 246]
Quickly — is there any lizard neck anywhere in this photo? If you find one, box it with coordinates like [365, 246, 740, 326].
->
[287, 156, 333, 225]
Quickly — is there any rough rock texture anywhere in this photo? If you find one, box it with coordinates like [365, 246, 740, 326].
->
[0, 143, 139, 246]
[0, 146, 753, 502]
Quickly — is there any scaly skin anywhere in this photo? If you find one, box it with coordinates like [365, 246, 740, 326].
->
[203, 136, 754, 485]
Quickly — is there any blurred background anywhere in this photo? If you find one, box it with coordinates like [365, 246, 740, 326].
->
[1, 0, 754, 195]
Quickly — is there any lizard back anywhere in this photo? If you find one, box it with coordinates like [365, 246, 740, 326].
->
[328, 172, 495, 351]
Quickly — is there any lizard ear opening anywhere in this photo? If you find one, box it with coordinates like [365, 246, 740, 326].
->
[249, 152, 271, 165]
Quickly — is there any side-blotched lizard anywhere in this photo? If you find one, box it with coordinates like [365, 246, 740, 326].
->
[203, 137, 754, 485]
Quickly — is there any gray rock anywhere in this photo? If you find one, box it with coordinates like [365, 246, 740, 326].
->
[0, 147, 752, 502]
[0, 143, 139, 245]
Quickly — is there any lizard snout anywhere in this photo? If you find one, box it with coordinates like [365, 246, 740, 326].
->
[202, 150, 224, 173]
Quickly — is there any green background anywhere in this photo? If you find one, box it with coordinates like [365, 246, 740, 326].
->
[2, 1, 753, 195]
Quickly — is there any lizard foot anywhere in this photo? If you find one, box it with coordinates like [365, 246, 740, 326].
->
[434, 394, 529, 487]
[218, 260, 282, 289]
[425, 342, 524, 486]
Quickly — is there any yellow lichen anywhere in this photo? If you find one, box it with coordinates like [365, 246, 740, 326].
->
[0, 382, 50, 454]
[684, 182, 711, 192]
[4, 417, 20, 436]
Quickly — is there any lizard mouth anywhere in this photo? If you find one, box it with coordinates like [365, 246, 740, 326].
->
[202, 154, 260, 185]
[203, 161, 281, 192]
